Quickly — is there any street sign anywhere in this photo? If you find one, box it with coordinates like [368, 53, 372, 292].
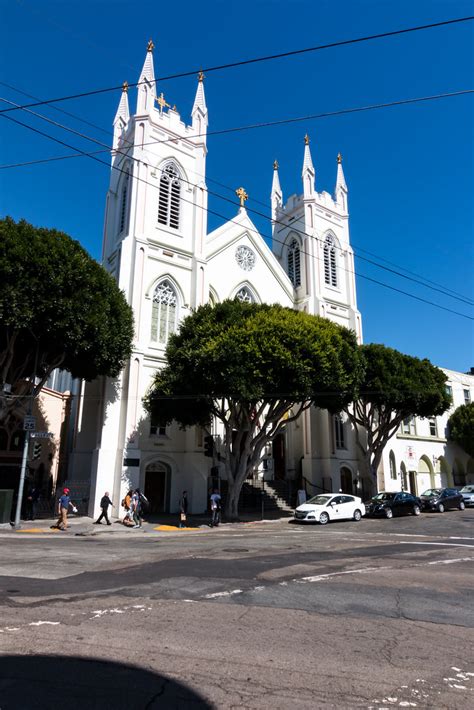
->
[23, 415, 36, 431]
[31, 431, 53, 439]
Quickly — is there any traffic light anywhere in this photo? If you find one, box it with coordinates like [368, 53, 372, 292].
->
[203, 435, 214, 458]
[32, 442, 42, 460]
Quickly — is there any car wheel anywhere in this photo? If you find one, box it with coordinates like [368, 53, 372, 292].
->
[319, 512, 330, 525]
[385, 508, 393, 519]
[413, 505, 421, 516]
[353, 509, 362, 522]
[438, 503, 445, 513]
[459, 501, 465, 511]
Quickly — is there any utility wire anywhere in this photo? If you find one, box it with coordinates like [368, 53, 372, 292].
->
[1, 16, 473, 114]
[2, 108, 472, 322]
[2, 91, 473, 308]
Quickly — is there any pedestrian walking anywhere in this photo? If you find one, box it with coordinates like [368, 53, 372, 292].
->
[179, 490, 188, 528]
[25, 482, 40, 520]
[131, 488, 142, 528]
[122, 489, 133, 526]
[52, 488, 77, 531]
[209, 488, 221, 527]
[94, 491, 114, 525]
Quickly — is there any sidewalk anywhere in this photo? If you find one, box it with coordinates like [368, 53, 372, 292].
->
[0, 511, 290, 536]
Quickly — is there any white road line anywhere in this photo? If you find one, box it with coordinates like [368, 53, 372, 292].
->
[399, 541, 474, 548]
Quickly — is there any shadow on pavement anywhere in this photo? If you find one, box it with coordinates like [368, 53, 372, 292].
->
[0, 655, 212, 709]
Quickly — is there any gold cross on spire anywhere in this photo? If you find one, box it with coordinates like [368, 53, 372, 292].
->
[198, 70, 205, 82]
[304, 133, 310, 145]
[236, 186, 248, 208]
[337, 152, 343, 164]
[122, 81, 129, 93]
[147, 39, 155, 52]
[156, 92, 170, 114]
[273, 159, 279, 170]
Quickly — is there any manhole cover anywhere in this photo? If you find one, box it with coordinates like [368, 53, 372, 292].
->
[222, 548, 249, 553]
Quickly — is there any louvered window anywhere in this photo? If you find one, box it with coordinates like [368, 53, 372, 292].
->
[324, 235, 337, 287]
[151, 280, 178, 344]
[287, 238, 301, 287]
[158, 163, 180, 229]
[119, 168, 129, 233]
[235, 287, 254, 303]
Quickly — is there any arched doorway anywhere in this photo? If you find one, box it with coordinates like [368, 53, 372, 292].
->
[272, 433, 286, 480]
[340, 467, 353, 494]
[437, 456, 451, 487]
[144, 461, 171, 513]
[417, 455, 433, 494]
[453, 457, 466, 487]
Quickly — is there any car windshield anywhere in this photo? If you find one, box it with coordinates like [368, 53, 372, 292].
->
[371, 493, 395, 501]
[421, 489, 441, 497]
[460, 486, 474, 493]
[306, 495, 332, 506]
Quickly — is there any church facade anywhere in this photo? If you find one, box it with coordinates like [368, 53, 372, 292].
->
[69, 42, 369, 517]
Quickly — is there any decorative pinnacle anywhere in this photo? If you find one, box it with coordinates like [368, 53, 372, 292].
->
[198, 70, 205, 82]
[122, 81, 129, 93]
[147, 39, 155, 52]
[235, 186, 248, 208]
[304, 134, 310, 145]
[273, 160, 279, 170]
[337, 152, 342, 164]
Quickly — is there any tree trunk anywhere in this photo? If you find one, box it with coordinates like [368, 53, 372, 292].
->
[225, 480, 240, 521]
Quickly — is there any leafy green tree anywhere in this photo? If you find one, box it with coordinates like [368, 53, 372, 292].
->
[0, 217, 134, 425]
[448, 402, 474, 457]
[344, 343, 451, 490]
[145, 300, 362, 519]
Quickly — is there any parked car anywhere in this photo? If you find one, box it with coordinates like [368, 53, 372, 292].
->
[365, 491, 421, 519]
[420, 488, 465, 513]
[294, 494, 365, 525]
[459, 485, 474, 507]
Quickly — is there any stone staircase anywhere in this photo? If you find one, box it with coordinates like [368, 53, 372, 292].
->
[240, 479, 296, 516]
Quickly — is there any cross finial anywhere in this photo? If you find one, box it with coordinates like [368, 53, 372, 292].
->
[198, 70, 205, 82]
[156, 92, 170, 114]
[122, 81, 129, 93]
[304, 134, 310, 145]
[337, 152, 342, 164]
[235, 186, 248, 208]
[147, 39, 155, 52]
[273, 160, 279, 170]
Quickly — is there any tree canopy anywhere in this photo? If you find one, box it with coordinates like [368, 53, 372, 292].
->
[344, 343, 451, 489]
[145, 300, 362, 518]
[448, 402, 474, 458]
[0, 217, 134, 425]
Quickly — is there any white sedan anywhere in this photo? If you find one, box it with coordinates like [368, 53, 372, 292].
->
[294, 493, 366, 525]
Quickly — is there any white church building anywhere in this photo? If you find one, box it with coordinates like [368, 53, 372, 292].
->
[68, 42, 472, 517]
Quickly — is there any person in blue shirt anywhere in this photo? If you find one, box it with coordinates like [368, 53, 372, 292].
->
[209, 489, 221, 527]
[52, 488, 77, 530]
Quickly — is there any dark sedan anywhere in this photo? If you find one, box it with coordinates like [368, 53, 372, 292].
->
[420, 488, 465, 513]
[365, 491, 422, 519]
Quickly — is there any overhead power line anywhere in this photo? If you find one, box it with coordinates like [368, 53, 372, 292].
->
[1, 88, 473, 307]
[0, 16, 472, 115]
[2, 109, 473, 322]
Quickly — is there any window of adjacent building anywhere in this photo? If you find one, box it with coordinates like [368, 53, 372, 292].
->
[119, 167, 130, 234]
[235, 287, 254, 303]
[428, 417, 437, 437]
[334, 415, 345, 449]
[324, 235, 337, 287]
[463, 389, 471, 405]
[158, 163, 180, 229]
[287, 238, 301, 288]
[401, 416, 416, 435]
[151, 280, 178, 344]
[445, 384, 453, 402]
[150, 422, 167, 436]
[389, 451, 397, 480]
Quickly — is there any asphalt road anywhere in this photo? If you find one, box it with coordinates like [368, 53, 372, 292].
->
[0, 510, 473, 709]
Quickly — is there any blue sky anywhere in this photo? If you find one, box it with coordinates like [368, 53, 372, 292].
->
[1, 0, 473, 372]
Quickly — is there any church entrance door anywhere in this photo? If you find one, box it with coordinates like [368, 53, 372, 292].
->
[272, 434, 286, 480]
[340, 467, 353, 494]
[144, 461, 170, 513]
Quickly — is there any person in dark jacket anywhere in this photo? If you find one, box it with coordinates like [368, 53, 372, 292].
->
[179, 490, 188, 528]
[94, 492, 114, 525]
[25, 483, 40, 520]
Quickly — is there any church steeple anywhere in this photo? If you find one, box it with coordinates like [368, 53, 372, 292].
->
[136, 39, 156, 114]
[192, 71, 208, 139]
[302, 134, 315, 197]
[271, 160, 283, 231]
[335, 152, 348, 212]
[113, 82, 130, 150]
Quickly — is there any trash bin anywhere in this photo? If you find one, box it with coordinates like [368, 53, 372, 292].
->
[0, 489, 14, 524]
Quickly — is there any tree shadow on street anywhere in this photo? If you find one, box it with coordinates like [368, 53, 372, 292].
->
[0, 655, 213, 709]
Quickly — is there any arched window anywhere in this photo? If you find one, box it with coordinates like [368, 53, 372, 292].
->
[334, 415, 345, 449]
[235, 287, 254, 303]
[158, 163, 180, 229]
[389, 451, 397, 480]
[119, 167, 130, 234]
[324, 235, 338, 287]
[287, 238, 301, 287]
[151, 280, 178, 344]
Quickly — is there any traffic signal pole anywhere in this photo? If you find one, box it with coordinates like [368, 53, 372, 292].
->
[14, 430, 30, 528]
